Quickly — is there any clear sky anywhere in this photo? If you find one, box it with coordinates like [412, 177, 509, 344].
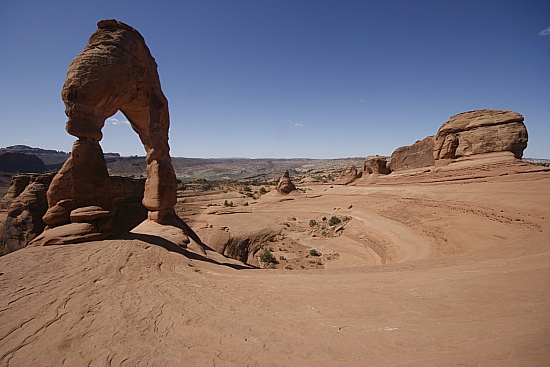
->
[1, 0, 549, 159]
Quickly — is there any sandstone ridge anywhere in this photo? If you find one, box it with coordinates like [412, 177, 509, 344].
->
[433, 109, 527, 162]
[348, 109, 530, 182]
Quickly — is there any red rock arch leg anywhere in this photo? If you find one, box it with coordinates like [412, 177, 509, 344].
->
[121, 91, 177, 224]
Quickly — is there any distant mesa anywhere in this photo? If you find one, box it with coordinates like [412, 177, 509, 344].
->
[276, 170, 297, 194]
[0, 145, 69, 157]
[0, 152, 46, 173]
[0, 145, 120, 170]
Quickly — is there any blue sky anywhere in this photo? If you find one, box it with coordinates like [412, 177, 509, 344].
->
[1, 0, 549, 158]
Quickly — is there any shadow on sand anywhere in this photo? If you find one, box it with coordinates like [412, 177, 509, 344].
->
[116, 231, 256, 271]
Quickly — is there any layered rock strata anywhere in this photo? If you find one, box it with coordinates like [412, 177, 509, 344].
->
[433, 110, 528, 161]
[1, 174, 53, 254]
[1, 174, 147, 254]
[387, 109, 528, 172]
[388, 136, 435, 172]
[0, 153, 46, 173]
[36, 19, 184, 245]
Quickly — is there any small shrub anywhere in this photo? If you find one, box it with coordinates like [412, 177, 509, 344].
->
[309, 219, 317, 227]
[328, 216, 341, 226]
[259, 187, 267, 195]
[243, 185, 252, 192]
[279, 256, 286, 260]
[243, 202, 249, 206]
[259, 249, 277, 265]
[285, 265, 293, 270]
[322, 216, 327, 221]
[309, 249, 321, 257]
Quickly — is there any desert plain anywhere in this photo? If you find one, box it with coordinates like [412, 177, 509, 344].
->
[1, 154, 549, 367]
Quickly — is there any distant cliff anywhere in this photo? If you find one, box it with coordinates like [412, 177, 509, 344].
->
[0, 145, 70, 166]
[0, 145, 120, 170]
[0, 153, 46, 173]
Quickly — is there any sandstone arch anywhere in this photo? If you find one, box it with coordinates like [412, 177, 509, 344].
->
[38, 20, 185, 244]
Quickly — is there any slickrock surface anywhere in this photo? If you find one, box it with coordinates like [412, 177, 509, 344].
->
[1, 164, 549, 366]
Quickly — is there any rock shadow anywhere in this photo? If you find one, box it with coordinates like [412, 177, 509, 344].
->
[117, 231, 256, 270]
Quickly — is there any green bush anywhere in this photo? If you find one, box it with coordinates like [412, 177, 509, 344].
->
[259, 249, 277, 265]
[328, 216, 341, 226]
[309, 249, 321, 257]
[309, 219, 317, 227]
[259, 187, 267, 195]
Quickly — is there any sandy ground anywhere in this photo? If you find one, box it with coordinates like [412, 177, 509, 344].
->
[1, 162, 549, 366]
